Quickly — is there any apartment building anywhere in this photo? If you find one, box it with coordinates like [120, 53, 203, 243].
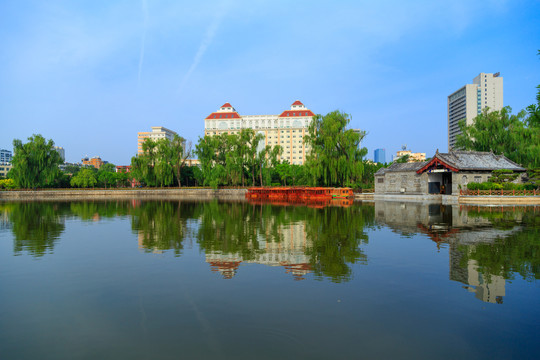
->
[0, 164, 12, 178]
[0, 149, 12, 164]
[82, 156, 105, 169]
[204, 101, 315, 165]
[448, 72, 503, 149]
[137, 126, 178, 155]
[395, 150, 426, 163]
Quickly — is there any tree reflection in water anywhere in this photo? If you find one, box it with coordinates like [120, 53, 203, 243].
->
[1, 202, 70, 257]
[130, 200, 198, 256]
[196, 200, 375, 282]
[1, 200, 538, 289]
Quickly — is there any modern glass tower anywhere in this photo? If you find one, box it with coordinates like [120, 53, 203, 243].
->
[374, 148, 386, 164]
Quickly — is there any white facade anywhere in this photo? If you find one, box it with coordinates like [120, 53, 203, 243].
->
[204, 101, 315, 165]
[137, 126, 178, 155]
[205, 222, 312, 280]
[448, 72, 503, 150]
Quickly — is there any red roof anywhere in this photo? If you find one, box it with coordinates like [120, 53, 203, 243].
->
[278, 110, 315, 118]
[205, 112, 241, 120]
[291, 100, 304, 106]
[221, 103, 233, 108]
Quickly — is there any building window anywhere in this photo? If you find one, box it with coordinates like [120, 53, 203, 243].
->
[474, 176, 482, 183]
[378, 178, 384, 183]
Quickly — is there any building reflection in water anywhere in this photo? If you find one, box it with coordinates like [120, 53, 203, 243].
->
[375, 202, 538, 304]
[196, 200, 372, 282]
[2, 200, 536, 292]
[205, 221, 312, 280]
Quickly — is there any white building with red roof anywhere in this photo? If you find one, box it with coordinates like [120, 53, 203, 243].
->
[204, 100, 315, 164]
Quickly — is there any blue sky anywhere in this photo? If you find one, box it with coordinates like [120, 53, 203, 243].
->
[1, 0, 539, 164]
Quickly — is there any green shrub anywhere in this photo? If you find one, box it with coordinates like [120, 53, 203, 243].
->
[0, 179, 17, 190]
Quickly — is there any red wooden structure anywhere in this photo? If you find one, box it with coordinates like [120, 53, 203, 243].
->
[246, 187, 353, 202]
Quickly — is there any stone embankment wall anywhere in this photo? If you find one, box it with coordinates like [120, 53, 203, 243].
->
[458, 196, 540, 205]
[374, 194, 539, 205]
[0, 188, 247, 201]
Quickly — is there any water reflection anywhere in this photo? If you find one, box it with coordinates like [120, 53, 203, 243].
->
[375, 202, 540, 303]
[1, 200, 538, 291]
[196, 201, 374, 282]
[1, 202, 69, 257]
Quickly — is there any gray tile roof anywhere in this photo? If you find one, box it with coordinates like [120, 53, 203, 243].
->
[375, 161, 427, 175]
[374, 150, 525, 176]
[436, 151, 525, 171]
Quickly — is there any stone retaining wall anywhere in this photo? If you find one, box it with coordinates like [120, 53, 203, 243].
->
[374, 193, 539, 205]
[458, 196, 540, 205]
[0, 188, 248, 201]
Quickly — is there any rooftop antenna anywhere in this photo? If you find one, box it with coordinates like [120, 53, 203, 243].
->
[401, 144, 407, 151]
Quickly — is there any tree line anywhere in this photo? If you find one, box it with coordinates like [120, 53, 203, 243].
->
[2, 110, 377, 189]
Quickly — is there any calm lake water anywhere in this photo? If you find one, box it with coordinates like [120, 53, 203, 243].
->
[0, 200, 539, 359]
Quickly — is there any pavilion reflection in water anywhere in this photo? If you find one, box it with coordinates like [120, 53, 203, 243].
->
[375, 201, 536, 304]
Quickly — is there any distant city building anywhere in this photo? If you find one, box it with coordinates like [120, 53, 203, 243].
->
[204, 100, 315, 165]
[374, 148, 386, 164]
[448, 72, 503, 150]
[53, 146, 65, 162]
[82, 156, 105, 169]
[137, 126, 178, 155]
[0, 149, 12, 164]
[0, 163, 12, 178]
[395, 150, 426, 163]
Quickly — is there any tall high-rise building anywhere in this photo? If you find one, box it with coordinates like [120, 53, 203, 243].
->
[53, 146, 65, 162]
[137, 127, 178, 155]
[448, 72, 503, 150]
[204, 101, 315, 165]
[374, 148, 386, 164]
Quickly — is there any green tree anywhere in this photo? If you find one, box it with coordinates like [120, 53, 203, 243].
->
[170, 135, 192, 187]
[394, 154, 410, 163]
[154, 139, 174, 187]
[275, 162, 292, 186]
[304, 111, 367, 187]
[455, 106, 539, 169]
[194, 129, 268, 187]
[96, 163, 117, 188]
[70, 168, 97, 188]
[9, 134, 63, 188]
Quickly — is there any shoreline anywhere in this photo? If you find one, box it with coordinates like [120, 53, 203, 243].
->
[1, 189, 539, 205]
[0, 188, 247, 201]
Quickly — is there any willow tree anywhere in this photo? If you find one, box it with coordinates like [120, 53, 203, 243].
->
[170, 135, 192, 187]
[194, 129, 268, 187]
[304, 111, 367, 187]
[9, 134, 63, 188]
